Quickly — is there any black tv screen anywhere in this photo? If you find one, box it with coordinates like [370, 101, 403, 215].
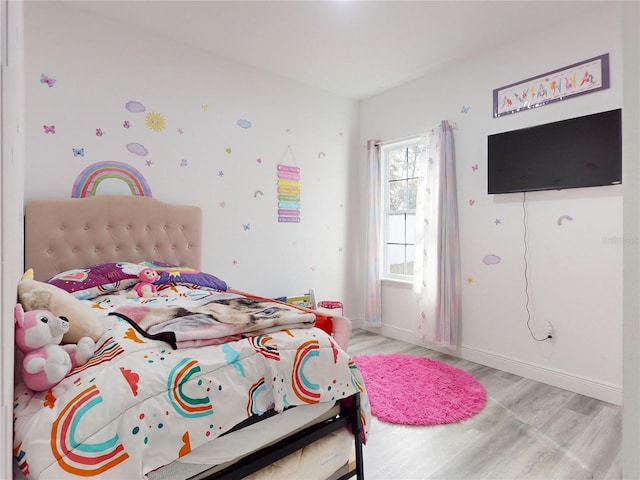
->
[487, 108, 622, 194]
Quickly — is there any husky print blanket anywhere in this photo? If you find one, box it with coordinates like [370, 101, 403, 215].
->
[112, 291, 317, 349]
[13, 285, 371, 479]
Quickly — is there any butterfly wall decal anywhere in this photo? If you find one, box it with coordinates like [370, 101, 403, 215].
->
[43, 125, 55, 134]
[40, 73, 56, 87]
[72, 148, 84, 157]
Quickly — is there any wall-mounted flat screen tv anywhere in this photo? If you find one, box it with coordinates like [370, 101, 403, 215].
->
[487, 108, 622, 194]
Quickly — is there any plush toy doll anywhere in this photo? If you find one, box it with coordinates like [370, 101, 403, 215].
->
[131, 268, 160, 298]
[14, 303, 95, 392]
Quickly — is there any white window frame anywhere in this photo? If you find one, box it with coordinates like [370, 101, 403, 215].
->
[381, 138, 425, 281]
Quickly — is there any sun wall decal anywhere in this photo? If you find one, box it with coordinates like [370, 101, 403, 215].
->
[145, 112, 166, 132]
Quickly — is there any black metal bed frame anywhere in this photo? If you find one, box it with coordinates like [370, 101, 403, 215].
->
[194, 392, 364, 480]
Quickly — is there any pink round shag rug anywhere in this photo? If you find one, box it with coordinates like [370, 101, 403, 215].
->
[353, 353, 486, 426]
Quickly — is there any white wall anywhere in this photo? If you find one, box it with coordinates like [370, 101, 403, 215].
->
[23, 2, 360, 310]
[358, 4, 624, 404]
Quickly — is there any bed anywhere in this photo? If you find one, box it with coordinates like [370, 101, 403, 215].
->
[13, 195, 370, 480]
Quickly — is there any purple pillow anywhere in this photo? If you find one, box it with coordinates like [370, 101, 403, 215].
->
[48, 262, 140, 299]
[140, 261, 228, 291]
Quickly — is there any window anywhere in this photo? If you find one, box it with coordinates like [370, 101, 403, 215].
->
[382, 139, 426, 279]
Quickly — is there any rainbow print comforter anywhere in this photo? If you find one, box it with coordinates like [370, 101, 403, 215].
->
[13, 286, 370, 479]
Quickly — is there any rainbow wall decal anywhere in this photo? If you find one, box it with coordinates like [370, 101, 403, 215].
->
[71, 161, 152, 198]
[51, 385, 129, 476]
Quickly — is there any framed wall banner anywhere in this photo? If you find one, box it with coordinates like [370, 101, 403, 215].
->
[493, 53, 610, 118]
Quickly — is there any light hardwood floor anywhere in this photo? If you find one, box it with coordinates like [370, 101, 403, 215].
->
[347, 329, 622, 480]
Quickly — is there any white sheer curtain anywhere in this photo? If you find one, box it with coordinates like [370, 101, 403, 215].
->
[413, 121, 460, 348]
[365, 140, 382, 326]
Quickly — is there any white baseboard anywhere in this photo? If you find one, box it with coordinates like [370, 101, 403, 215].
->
[378, 325, 419, 345]
[460, 344, 622, 406]
[352, 320, 420, 347]
[351, 320, 622, 406]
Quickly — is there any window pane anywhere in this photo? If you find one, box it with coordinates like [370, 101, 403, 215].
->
[406, 214, 416, 244]
[407, 145, 426, 178]
[386, 214, 405, 244]
[407, 147, 419, 177]
[406, 245, 415, 276]
[388, 180, 407, 211]
[388, 149, 407, 180]
[386, 244, 406, 275]
[381, 139, 424, 280]
[407, 178, 419, 209]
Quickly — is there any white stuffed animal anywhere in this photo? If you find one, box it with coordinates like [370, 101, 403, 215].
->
[14, 303, 95, 391]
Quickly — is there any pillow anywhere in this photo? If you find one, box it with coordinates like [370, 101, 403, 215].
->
[140, 261, 228, 291]
[47, 262, 140, 300]
[19, 269, 104, 343]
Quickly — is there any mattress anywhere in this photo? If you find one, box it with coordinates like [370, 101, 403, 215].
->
[149, 402, 350, 480]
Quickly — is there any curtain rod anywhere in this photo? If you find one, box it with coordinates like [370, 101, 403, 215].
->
[374, 122, 457, 147]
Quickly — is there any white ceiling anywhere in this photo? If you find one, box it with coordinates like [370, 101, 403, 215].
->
[69, 0, 615, 100]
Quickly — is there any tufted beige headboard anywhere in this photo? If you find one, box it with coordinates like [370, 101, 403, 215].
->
[25, 196, 202, 282]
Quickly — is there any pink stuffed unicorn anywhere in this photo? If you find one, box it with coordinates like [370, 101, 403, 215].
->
[130, 267, 160, 298]
[14, 303, 95, 391]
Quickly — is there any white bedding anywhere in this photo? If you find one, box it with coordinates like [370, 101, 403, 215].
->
[13, 285, 370, 480]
